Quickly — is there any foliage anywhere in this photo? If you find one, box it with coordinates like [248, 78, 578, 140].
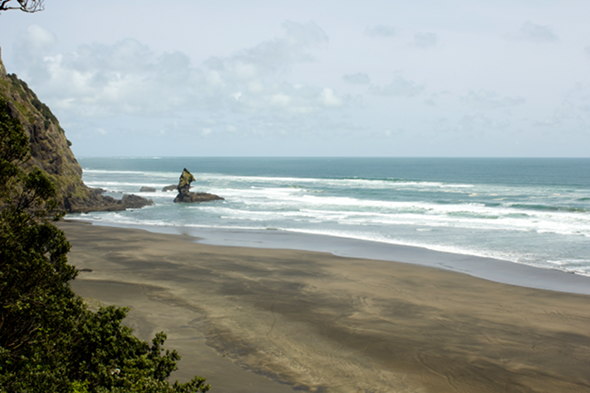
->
[0, 97, 210, 392]
[0, 98, 28, 191]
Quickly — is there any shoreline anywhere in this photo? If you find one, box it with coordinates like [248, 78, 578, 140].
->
[75, 218, 590, 295]
[59, 220, 590, 393]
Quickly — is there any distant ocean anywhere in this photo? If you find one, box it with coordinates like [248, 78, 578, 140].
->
[70, 157, 590, 278]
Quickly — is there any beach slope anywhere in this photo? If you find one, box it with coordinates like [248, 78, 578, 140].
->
[60, 221, 590, 393]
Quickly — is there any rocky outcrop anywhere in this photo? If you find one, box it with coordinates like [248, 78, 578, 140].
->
[0, 55, 152, 213]
[65, 191, 153, 213]
[173, 168, 223, 203]
[175, 192, 224, 203]
[139, 186, 156, 192]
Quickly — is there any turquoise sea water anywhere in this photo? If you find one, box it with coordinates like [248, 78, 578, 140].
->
[71, 157, 590, 277]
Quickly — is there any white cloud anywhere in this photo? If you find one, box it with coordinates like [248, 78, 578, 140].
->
[205, 20, 328, 80]
[25, 25, 56, 49]
[30, 39, 197, 116]
[14, 21, 348, 141]
[8, 3, 587, 157]
[270, 93, 292, 107]
[193, 21, 334, 117]
[511, 21, 558, 43]
[536, 83, 590, 132]
[413, 32, 437, 48]
[365, 25, 396, 38]
[462, 90, 525, 110]
[370, 76, 423, 98]
[17, 22, 329, 112]
[320, 88, 342, 107]
[342, 72, 370, 85]
[282, 20, 329, 46]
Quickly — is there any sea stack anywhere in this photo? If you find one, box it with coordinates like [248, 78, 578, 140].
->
[173, 168, 224, 203]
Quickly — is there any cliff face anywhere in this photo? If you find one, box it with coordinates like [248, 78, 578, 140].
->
[0, 56, 151, 213]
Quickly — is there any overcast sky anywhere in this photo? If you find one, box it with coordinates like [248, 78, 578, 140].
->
[1, 0, 589, 157]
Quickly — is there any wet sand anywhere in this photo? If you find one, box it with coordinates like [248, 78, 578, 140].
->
[60, 220, 590, 393]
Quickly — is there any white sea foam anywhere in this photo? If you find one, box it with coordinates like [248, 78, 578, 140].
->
[201, 187, 590, 236]
[84, 168, 178, 178]
[73, 160, 590, 279]
[85, 181, 169, 188]
[81, 175, 590, 238]
[197, 173, 478, 191]
[279, 227, 523, 262]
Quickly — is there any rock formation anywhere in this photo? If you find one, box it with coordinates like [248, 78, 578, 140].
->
[173, 168, 223, 203]
[0, 55, 152, 213]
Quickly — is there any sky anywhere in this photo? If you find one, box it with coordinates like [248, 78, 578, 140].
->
[1, 0, 590, 157]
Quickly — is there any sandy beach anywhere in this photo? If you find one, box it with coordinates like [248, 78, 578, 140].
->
[59, 220, 590, 393]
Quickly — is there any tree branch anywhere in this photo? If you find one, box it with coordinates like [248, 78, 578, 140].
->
[0, 0, 44, 13]
[0, 0, 13, 10]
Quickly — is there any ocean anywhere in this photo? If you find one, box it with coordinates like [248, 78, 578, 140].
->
[70, 157, 590, 281]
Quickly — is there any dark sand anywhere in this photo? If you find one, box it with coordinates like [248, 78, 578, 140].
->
[60, 221, 590, 393]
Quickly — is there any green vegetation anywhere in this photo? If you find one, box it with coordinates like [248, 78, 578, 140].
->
[6, 75, 59, 127]
[0, 96, 210, 392]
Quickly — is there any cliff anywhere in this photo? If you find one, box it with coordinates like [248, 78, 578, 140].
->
[0, 55, 151, 213]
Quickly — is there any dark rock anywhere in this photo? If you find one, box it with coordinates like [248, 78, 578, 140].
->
[177, 168, 195, 193]
[66, 193, 152, 213]
[122, 194, 154, 208]
[139, 186, 156, 192]
[162, 184, 177, 192]
[173, 168, 223, 203]
[174, 192, 224, 203]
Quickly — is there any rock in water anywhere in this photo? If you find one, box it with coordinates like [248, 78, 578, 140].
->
[173, 168, 223, 203]
[121, 194, 155, 208]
